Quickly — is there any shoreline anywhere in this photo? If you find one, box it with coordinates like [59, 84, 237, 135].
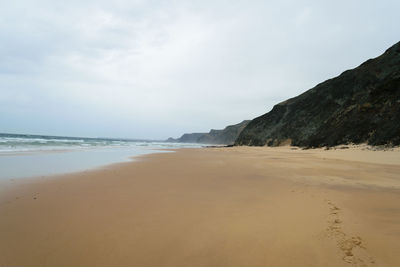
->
[0, 146, 176, 181]
[1, 146, 399, 266]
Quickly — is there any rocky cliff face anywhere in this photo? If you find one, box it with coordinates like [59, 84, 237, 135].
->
[235, 41, 400, 147]
[168, 120, 250, 145]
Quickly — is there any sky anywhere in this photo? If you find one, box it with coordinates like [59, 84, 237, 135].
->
[1, 0, 399, 140]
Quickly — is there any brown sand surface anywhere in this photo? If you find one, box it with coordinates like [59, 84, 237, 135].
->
[0, 147, 399, 266]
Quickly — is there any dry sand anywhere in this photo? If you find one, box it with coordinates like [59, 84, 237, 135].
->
[0, 146, 399, 266]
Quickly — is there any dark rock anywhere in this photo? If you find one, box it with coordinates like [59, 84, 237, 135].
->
[235, 41, 400, 147]
[176, 133, 205, 143]
[168, 120, 250, 145]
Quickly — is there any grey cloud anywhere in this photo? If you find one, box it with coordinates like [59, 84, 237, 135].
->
[0, 0, 399, 139]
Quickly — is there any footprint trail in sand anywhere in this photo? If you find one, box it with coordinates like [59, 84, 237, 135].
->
[325, 200, 375, 266]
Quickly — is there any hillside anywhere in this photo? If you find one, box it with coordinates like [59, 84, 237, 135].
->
[168, 120, 250, 145]
[235, 41, 400, 147]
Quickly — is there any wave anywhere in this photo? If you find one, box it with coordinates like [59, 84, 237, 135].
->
[0, 133, 202, 153]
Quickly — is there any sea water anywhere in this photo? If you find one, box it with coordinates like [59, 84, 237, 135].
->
[0, 133, 202, 180]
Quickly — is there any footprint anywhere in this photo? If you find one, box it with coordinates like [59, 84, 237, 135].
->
[339, 237, 362, 260]
[324, 200, 374, 266]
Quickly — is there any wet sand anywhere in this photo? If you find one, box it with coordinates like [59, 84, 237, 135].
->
[0, 146, 399, 266]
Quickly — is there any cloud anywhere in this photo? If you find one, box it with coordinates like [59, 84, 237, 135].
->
[1, 0, 399, 139]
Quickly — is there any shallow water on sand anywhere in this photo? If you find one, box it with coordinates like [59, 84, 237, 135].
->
[0, 133, 205, 180]
[0, 147, 165, 180]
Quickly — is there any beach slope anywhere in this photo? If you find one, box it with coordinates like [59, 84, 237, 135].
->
[0, 147, 399, 266]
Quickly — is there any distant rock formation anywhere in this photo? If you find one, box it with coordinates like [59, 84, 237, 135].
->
[235, 41, 400, 147]
[169, 133, 205, 143]
[168, 120, 250, 145]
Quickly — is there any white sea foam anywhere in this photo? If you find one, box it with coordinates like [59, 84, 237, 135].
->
[0, 134, 205, 180]
[0, 134, 202, 154]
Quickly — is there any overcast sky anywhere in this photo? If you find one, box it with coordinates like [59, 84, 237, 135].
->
[1, 0, 399, 139]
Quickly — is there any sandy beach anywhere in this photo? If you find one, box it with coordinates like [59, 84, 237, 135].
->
[0, 146, 399, 267]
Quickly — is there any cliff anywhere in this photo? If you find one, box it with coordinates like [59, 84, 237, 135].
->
[235, 41, 400, 147]
[168, 120, 250, 145]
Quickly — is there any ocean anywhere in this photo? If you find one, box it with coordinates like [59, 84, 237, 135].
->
[0, 133, 202, 180]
